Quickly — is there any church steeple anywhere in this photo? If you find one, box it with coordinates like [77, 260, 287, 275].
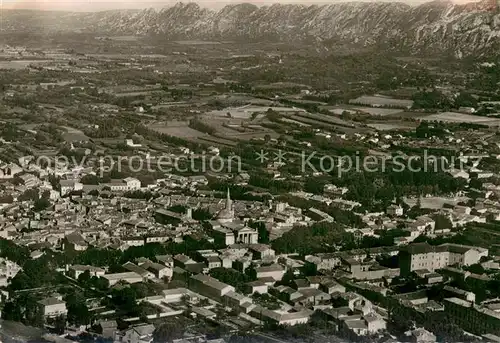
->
[226, 188, 232, 210]
[216, 188, 234, 223]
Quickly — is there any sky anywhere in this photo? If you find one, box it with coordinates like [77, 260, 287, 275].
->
[0, 0, 480, 12]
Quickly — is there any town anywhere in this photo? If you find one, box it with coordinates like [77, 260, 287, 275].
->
[2, 6, 500, 343]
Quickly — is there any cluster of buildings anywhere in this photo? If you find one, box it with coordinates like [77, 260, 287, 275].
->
[3, 85, 500, 343]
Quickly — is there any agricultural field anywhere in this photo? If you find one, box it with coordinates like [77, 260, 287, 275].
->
[281, 118, 311, 127]
[352, 107, 405, 116]
[148, 122, 208, 139]
[418, 112, 500, 126]
[61, 126, 89, 142]
[0, 60, 51, 69]
[366, 122, 416, 131]
[349, 95, 414, 109]
[404, 196, 470, 209]
[291, 112, 355, 127]
[206, 106, 305, 119]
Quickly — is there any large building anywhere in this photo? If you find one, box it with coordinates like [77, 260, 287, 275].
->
[399, 243, 488, 276]
[188, 274, 235, 302]
[208, 189, 258, 245]
[444, 297, 500, 335]
[37, 297, 68, 318]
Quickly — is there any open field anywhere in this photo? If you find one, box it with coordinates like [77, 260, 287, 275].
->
[206, 106, 305, 120]
[109, 36, 140, 41]
[418, 112, 500, 126]
[281, 118, 311, 127]
[62, 126, 89, 142]
[349, 95, 414, 109]
[366, 122, 416, 131]
[0, 60, 51, 69]
[404, 196, 469, 209]
[196, 136, 238, 147]
[148, 122, 208, 139]
[291, 112, 355, 127]
[174, 40, 223, 45]
[352, 107, 405, 116]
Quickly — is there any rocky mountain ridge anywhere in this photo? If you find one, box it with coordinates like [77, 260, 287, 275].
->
[3, 0, 500, 56]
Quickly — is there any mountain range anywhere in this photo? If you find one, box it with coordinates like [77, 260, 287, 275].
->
[3, 0, 500, 56]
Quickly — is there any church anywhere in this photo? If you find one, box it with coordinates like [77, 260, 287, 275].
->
[208, 189, 259, 246]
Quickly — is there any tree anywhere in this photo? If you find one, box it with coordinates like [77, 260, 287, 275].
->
[1, 293, 44, 327]
[465, 263, 485, 275]
[18, 188, 39, 202]
[53, 315, 66, 334]
[81, 174, 100, 185]
[77, 270, 92, 285]
[276, 269, 295, 288]
[245, 264, 257, 281]
[88, 189, 99, 197]
[209, 268, 252, 292]
[433, 214, 453, 231]
[33, 197, 51, 212]
[454, 92, 478, 109]
[110, 286, 139, 315]
[153, 320, 185, 343]
[66, 290, 92, 326]
[249, 221, 269, 244]
[412, 90, 452, 110]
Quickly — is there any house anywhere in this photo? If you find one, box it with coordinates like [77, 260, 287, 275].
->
[320, 280, 346, 294]
[443, 285, 476, 303]
[364, 312, 386, 334]
[188, 175, 208, 185]
[100, 179, 131, 192]
[64, 232, 88, 251]
[245, 280, 269, 295]
[292, 279, 310, 290]
[124, 177, 141, 190]
[409, 215, 436, 234]
[102, 272, 143, 286]
[18, 173, 40, 188]
[0, 163, 22, 179]
[38, 297, 68, 318]
[143, 261, 172, 280]
[174, 254, 197, 268]
[249, 244, 275, 260]
[205, 256, 222, 269]
[122, 237, 145, 247]
[294, 288, 331, 306]
[99, 320, 118, 339]
[409, 328, 437, 343]
[119, 324, 155, 343]
[256, 264, 285, 281]
[223, 291, 253, 312]
[387, 204, 403, 217]
[249, 305, 312, 326]
[399, 243, 489, 276]
[0, 258, 22, 285]
[67, 265, 105, 279]
[60, 180, 83, 196]
[271, 285, 302, 302]
[123, 262, 153, 280]
[125, 139, 142, 148]
[189, 274, 235, 302]
[156, 255, 174, 268]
